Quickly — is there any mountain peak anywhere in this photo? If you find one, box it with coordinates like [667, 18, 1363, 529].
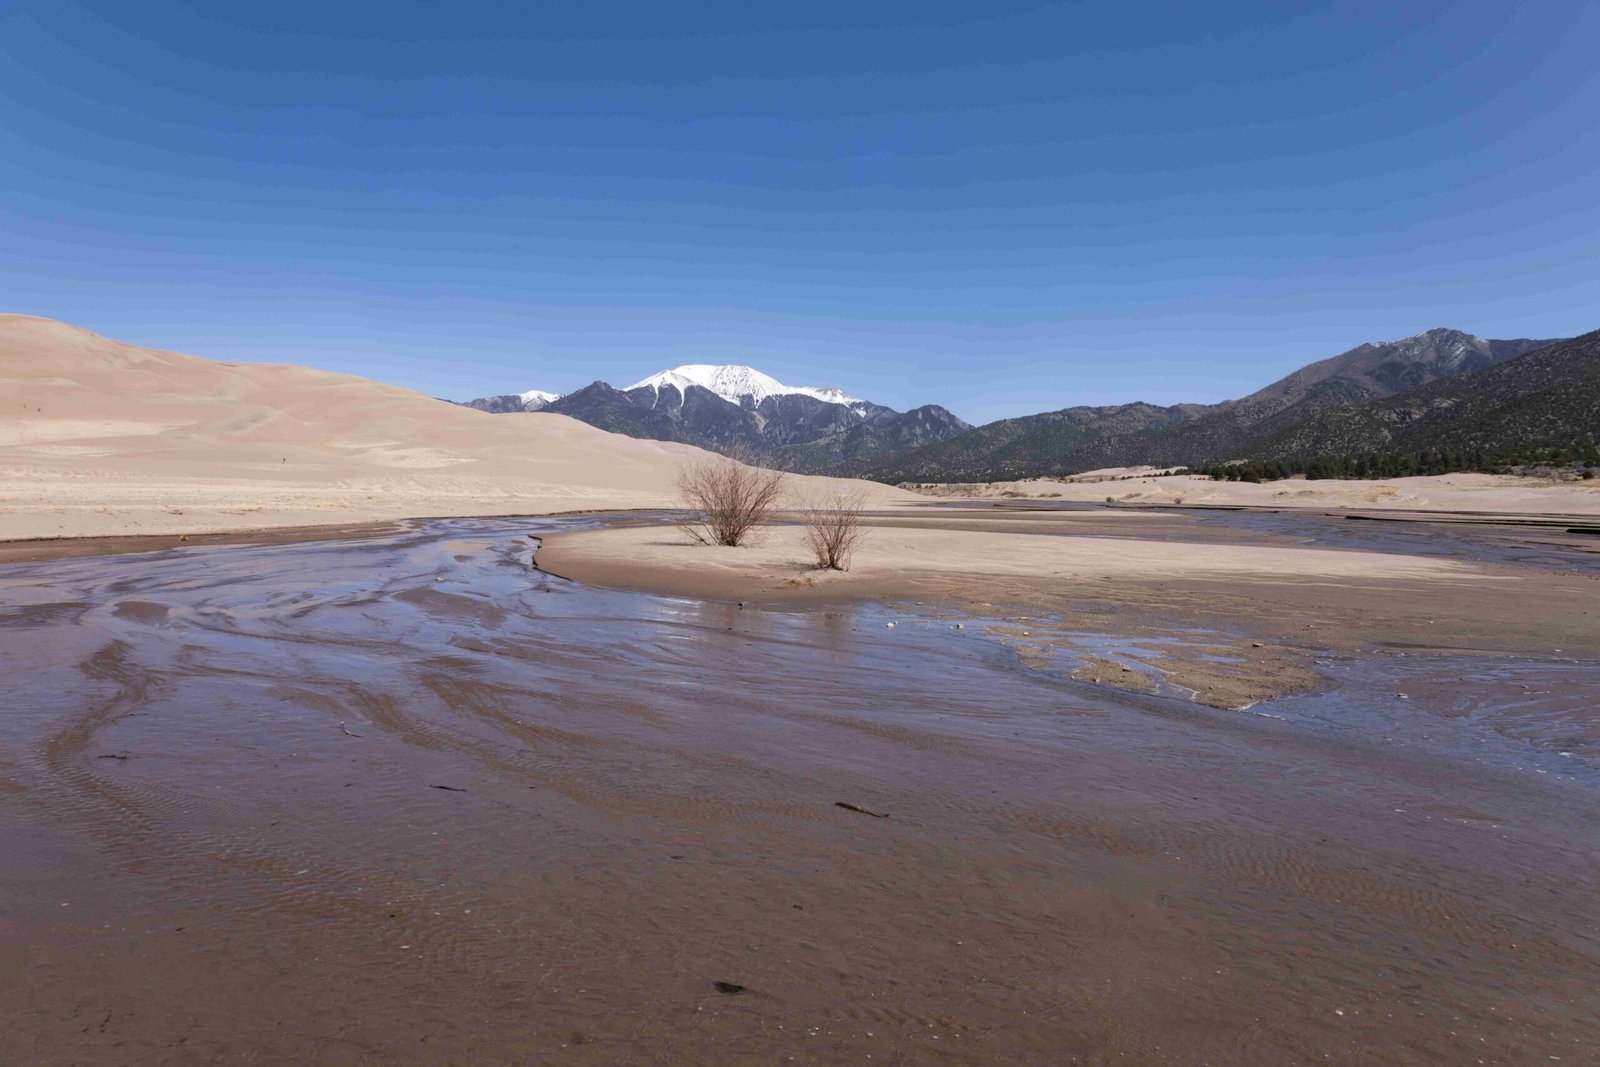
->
[517, 388, 562, 411]
[1380, 326, 1484, 348]
[625, 363, 861, 406]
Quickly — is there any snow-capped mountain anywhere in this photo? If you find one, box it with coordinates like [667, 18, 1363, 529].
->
[455, 389, 554, 414]
[456, 362, 969, 473]
[517, 388, 562, 411]
[626, 364, 861, 407]
[454, 387, 562, 414]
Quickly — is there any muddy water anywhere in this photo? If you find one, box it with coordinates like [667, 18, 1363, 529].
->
[2, 516, 1598, 1065]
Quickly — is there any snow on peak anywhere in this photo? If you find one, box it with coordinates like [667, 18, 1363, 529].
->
[1376, 327, 1484, 350]
[517, 389, 561, 410]
[625, 364, 860, 405]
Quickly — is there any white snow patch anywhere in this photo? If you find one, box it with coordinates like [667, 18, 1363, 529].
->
[625, 364, 860, 406]
[517, 389, 562, 410]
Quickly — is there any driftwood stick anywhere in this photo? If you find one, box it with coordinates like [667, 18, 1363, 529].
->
[835, 801, 889, 819]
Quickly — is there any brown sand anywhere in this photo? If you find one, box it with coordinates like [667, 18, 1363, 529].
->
[0, 314, 913, 542]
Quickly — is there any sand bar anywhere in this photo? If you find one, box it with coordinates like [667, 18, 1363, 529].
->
[541, 508, 1600, 708]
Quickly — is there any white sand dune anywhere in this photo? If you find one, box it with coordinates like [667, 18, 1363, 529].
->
[0, 315, 914, 541]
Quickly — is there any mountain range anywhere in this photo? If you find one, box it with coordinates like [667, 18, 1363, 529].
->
[457, 364, 972, 472]
[459, 327, 1596, 482]
[1242, 328, 1600, 463]
[459, 388, 561, 414]
[839, 328, 1575, 481]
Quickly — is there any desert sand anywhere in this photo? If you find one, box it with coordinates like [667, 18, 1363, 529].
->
[911, 469, 1600, 516]
[0, 315, 913, 542]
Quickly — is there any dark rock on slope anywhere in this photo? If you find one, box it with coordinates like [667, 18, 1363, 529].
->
[849, 329, 1559, 482]
[1240, 329, 1600, 461]
[460, 365, 969, 472]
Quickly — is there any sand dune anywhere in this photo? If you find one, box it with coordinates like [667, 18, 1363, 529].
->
[0, 315, 914, 541]
[6, 313, 1595, 545]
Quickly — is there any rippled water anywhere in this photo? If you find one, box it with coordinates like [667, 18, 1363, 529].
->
[2, 515, 1597, 1065]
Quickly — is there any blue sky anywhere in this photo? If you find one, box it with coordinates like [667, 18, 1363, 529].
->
[2, 1, 1597, 423]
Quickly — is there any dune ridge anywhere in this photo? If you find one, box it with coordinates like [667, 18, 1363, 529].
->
[0, 315, 914, 541]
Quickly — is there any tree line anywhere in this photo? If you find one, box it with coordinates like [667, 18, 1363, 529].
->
[1185, 440, 1600, 483]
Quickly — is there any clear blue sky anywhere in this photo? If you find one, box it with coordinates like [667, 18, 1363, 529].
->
[2, 1, 1597, 423]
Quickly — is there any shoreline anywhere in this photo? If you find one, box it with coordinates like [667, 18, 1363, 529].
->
[0, 518, 410, 565]
[8, 487, 1598, 565]
[0, 506, 684, 565]
[535, 509, 1600, 710]
[8, 493, 1598, 710]
[985, 498, 1600, 527]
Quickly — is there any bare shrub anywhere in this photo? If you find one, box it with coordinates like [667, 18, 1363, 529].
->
[799, 491, 868, 571]
[675, 449, 786, 547]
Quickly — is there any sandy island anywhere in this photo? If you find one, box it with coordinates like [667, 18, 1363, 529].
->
[541, 507, 1600, 709]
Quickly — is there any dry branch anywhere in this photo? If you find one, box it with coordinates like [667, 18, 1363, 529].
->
[799, 490, 869, 571]
[676, 448, 787, 547]
[835, 801, 889, 818]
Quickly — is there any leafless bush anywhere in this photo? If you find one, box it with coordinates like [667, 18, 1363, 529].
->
[675, 449, 787, 547]
[799, 491, 868, 571]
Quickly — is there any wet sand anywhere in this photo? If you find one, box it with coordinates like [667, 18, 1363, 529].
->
[0, 519, 409, 565]
[541, 506, 1600, 709]
[3, 515, 1599, 1065]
